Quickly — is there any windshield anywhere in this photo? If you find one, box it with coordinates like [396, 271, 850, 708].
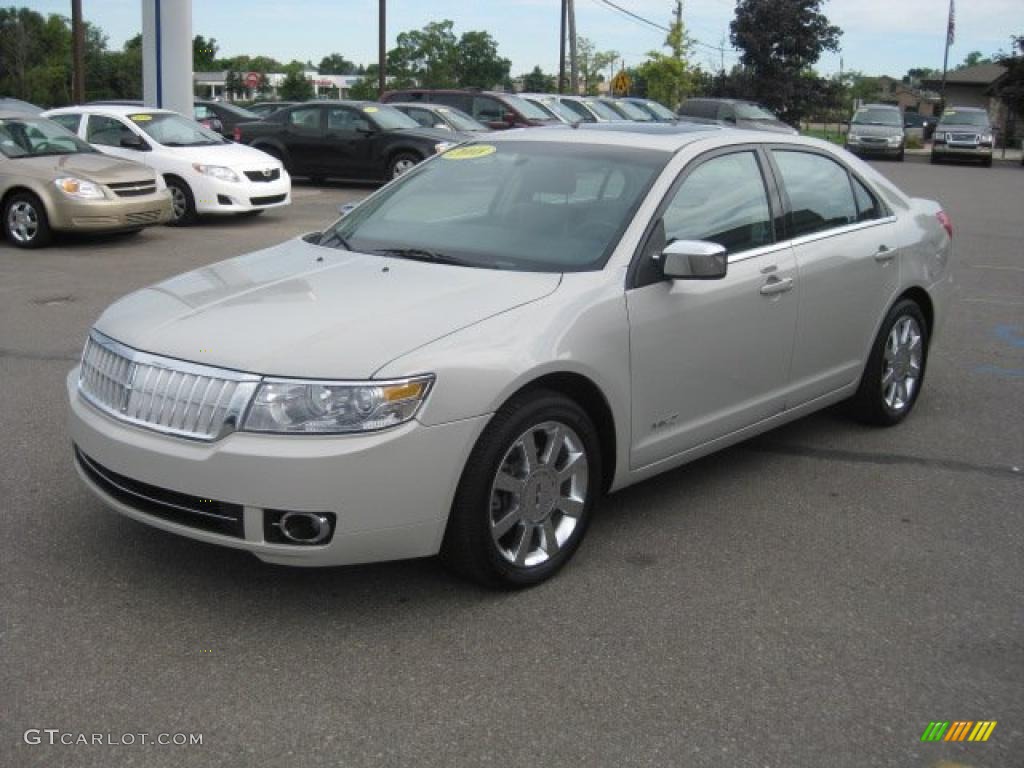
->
[531, 97, 581, 123]
[435, 106, 487, 131]
[851, 107, 902, 126]
[641, 100, 676, 120]
[318, 141, 667, 272]
[585, 99, 625, 121]
[213, 102, 259, 120]
[503, 94, 557, 121]
[611, 100, 653, 121]
[938, 110, 990, 127]
[363, 104, 420, 131]
[0, 117, 94, 158]
[734, 103, 778, 120]
[129, 113, 226, 146]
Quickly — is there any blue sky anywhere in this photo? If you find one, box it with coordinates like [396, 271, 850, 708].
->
[27, 0, 1024, 78]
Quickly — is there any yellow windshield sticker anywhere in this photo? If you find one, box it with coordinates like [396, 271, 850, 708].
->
[442, 144, 496, 160]
[129, 114, 153, 121]
[363, 106, 379, 113]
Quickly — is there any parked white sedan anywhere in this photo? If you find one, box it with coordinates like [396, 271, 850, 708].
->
[67, 128, 954, 587]
[44, 105, 290, 225]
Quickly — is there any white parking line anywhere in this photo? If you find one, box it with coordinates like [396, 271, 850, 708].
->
[966, 264, 1024, 272]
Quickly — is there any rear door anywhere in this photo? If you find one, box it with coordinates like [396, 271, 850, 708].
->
[280, 106, 325, 175]
[324, 106, 377, 179]
[768, 148, 900, 404]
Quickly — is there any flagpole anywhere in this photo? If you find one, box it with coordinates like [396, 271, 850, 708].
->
[940, 0, 954, 112]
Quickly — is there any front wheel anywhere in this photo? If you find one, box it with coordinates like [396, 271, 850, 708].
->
[165, 177, 197, 226]
[4, 191, 52, 248]
[388, 152, 422, 180]
[441, 390, 601, 588]
[850, 299, 929, 426]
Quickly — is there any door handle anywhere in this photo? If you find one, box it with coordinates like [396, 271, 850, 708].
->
[759, 277, 794, 296]
[873, 245, 895, 262]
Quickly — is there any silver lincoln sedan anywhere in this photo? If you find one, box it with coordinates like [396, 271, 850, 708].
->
[67, 127, 955, 587]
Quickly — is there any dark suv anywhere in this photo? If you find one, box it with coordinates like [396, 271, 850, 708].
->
[676, 98, 797, 134]
[931, 106, 994, 166]
[382, 89, 559, 130]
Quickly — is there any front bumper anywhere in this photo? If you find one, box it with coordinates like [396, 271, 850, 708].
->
[932, 143, 992, 159]
[190, 170, 292, 215]
[47, 190, 173, 231]
[67, 369, 488, 567]
[846, 141, 903, 156]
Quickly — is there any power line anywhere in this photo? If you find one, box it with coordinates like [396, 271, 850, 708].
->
[586, 0, 738, 57]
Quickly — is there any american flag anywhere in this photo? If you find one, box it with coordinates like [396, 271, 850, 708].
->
[947, 0, 956, 46]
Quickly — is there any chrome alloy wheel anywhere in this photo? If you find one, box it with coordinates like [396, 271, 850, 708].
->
[882, 315, 923, 411]
[7, 201, 39, 243]
[169, 185, 188, 220]
[489, 421, 588, 568]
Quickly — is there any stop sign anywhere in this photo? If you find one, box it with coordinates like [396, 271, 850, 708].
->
[245, 72, 261, 89]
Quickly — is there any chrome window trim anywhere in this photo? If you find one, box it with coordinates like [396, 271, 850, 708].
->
[786, 215, 897, 249]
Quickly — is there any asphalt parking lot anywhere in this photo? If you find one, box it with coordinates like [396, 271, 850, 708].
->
[2, 159, 1022, 768]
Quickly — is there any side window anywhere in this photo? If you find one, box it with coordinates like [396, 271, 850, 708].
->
[716, 103, 735, 122]
[474, 96, 508, 122]
[287, 107, 322, 132]
[662, 151, 773, 254]
[50, 113, 82, 133]
[194, 105, 212, 120]
[561, 100, 592, 121]
[851, 176, 882, 222]
[773, 150, 858, 237]
[87, 114, 132, 147]
[326, 107, 370, 133]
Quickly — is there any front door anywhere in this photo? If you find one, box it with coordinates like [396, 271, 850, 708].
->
[627, 149, 798, 469]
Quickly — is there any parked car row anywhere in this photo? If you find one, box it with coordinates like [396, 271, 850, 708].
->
[845, 102, 995, 166]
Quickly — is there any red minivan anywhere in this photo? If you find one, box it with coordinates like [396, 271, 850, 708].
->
[382, 89, 559, 130]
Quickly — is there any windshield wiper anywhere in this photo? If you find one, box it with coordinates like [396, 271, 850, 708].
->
[372, 247, 472, 266]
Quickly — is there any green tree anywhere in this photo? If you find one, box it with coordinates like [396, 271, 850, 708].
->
[318, 53, 356, 75]
[576, 36, 618, 95]
[455, 30, 510, 88]
[635, 13, 694, 108]
[730, 0, 842, 123]
[193, 34, 218, 70]
[522, 66, 556, 93]
[392, 20, 458, 87]
[959, 51, 992, 69]
[225, 69, 243, 98]
[994, 35, 1023, 121]
[278, 61, 313, 100]
[348, 69, 379, 100]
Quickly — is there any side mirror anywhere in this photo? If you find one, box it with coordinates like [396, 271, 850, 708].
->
[337, 202, 358, 217]
[120, 133, 148, 150]
[659, 240, 728, 280]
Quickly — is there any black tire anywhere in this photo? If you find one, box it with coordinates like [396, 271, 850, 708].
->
[982, 157, 992, 168]
[3, 191, 52, 248]
[897, 149, 905, 162]
[929, 154, 939, 164]
[388, 152, 422, 180]
[440, 389, 602, 589]
[165, 176, 197, 226]
[850, 298, 929, 426]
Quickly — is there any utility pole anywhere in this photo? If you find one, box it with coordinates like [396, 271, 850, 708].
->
[567, 0, 578, 94]
[378, 0, 386, 98]
[940, 0, 954, 113]
[71, 0, 85, 103]
[558, 0, 567, 94]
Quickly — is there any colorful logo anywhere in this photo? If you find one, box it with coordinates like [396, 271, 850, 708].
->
[921, 721, 997, 742]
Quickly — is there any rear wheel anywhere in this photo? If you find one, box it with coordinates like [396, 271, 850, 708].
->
[441, 390, 601, 588]
[897, 149, 905, 162]
[3, 191, 52, 248]
[930, 154, 940, 164]
[850, 299, 929, 426]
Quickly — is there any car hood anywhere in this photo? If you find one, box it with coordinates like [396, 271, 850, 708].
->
[849, 123, 904, 137]
[735, 118, 797, 134]
[153, 140, 281, 168]
[390, 126, 455, 143]
[93, 238, 562, 379]
[8, 152, 155, 183]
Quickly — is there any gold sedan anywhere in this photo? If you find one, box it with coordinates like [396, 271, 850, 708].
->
[1, 112, 172, 248]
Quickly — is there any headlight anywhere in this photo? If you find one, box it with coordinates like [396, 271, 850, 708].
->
[192, 164, 240, 183]
[434, 142, 454, 154]
[934, 131, 946, 142]
[242, 375, 434, 434]
[979, 133, 993, 144]
[887, 135, 902, 145]
[847, 133, 860, 142]
[54, 177, 105, 199]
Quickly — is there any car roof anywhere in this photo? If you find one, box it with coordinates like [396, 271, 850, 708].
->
[0, 109, 46, 119]
[943, 105, 986, 112]
[46, 104, 175, 116]
[859, 103, 901, 110]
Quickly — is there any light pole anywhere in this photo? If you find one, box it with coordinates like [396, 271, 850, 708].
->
[378, 0, 386, 98]
[71, 0, 85, 103]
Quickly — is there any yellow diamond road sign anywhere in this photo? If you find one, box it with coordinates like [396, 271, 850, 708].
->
[612, 71, 631, 94]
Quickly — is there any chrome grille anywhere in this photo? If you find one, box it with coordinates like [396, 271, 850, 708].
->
[125, 210, 161, 224]
[949, 132, 978, 143]
[79, 332, 260, 441]
[108, 180, 158, 197]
